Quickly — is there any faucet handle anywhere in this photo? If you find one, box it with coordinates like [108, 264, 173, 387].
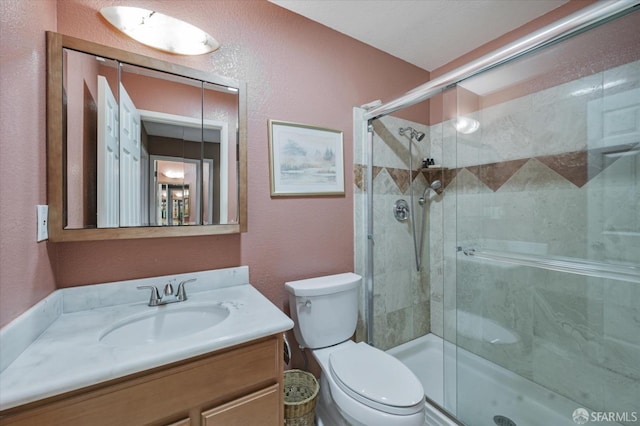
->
[176, 278, 197, 301]
[137, 285, 161, 306]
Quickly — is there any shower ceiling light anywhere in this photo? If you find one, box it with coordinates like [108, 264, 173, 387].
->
[100, 6, 219, 55]
[455, 117, 480, 134]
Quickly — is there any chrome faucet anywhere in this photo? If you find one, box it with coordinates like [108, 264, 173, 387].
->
[176, 278, 196, 301]
[137, 278, 197, 306]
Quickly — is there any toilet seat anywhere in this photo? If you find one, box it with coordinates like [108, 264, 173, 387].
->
[329, 342, 424, 416]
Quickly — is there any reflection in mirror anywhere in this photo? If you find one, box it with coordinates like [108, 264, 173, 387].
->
[155, 158, 192, 226]
[49, 32, 246, 241]
[63, 48, 119, 229]
[120, 63, 201, 227]
[153, 158, 197, 225]
[204, 82, 239, 225]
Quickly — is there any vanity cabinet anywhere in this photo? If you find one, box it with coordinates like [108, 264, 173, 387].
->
[0, 336, 284, 426]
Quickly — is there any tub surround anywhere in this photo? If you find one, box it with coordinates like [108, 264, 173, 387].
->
[0, 266, 293, 411]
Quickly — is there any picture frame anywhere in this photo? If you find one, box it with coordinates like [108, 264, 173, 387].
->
[268, 119, 345, 196]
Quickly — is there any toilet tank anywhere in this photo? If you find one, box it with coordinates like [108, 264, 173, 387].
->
[285, 273, 361, 349]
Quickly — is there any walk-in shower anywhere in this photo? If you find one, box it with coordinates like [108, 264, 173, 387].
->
[354, 1, 640, 425]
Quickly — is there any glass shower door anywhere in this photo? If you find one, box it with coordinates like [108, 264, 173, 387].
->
[451, 9, 640, 426]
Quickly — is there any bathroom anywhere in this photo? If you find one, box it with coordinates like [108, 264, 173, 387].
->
[1, 0, 639, 425]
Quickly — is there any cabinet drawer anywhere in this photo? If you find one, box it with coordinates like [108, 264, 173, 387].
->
[202, 384, 280, 426]
[166, 419, 191, 426]
[1, 338, 279, 426]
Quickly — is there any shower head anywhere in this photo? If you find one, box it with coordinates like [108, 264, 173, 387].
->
[399, 126, 426, 142]
[418, 180, 442, 205]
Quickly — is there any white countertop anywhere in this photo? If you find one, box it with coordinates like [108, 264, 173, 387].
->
[0, 267, 293, 411]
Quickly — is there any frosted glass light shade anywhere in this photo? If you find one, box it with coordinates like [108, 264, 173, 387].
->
[100, 6, 219, 55]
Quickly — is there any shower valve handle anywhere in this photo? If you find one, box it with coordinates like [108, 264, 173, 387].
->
[393, 199, 410, 222]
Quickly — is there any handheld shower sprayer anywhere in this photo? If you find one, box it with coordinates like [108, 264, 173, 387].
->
[418, 180, 442, 205]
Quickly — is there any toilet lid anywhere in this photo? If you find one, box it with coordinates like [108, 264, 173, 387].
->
[329, 342, 424, 415]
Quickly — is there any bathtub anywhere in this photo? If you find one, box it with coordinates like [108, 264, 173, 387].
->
[387, 333, 601, 426]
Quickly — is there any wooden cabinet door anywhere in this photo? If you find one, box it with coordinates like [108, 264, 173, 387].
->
[202, 384, 280, 426]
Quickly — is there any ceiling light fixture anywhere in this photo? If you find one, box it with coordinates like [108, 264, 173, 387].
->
[163, 170, 185, 179]
[100, 6, 219, 55]
[455, 117, 480, 135]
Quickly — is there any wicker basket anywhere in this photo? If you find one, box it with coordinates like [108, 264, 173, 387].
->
[283, 369, 319, 426]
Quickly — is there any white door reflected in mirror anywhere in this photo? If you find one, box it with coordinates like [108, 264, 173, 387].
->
[97, 76, 119, 228]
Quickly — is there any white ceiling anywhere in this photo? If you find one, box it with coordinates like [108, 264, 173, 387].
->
[269, 0, 569, 72]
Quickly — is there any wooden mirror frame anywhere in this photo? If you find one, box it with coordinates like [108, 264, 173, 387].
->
[46, 32, 247, 241]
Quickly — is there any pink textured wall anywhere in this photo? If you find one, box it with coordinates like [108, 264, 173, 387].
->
[0, 1, 58, 327]
[0, 0, 430, 327]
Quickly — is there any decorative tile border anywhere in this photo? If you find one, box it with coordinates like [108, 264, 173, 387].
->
[355, 144, 638, 193]
[467, 159, 529, 192]
[386, 167, 411, 193]
[536, 151, 590, 188]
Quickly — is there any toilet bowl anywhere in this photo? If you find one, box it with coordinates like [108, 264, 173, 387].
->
[285, 273, 425, 426]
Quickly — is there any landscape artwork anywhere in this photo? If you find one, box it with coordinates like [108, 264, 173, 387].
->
[269, 120, 344, 196]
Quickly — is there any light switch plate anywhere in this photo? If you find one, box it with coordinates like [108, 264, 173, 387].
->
[37, 205, 48, 242]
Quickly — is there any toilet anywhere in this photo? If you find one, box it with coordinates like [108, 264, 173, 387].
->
[285, 273, 425, 426]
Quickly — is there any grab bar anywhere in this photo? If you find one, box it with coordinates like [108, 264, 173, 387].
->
[458, 247, 640, 284]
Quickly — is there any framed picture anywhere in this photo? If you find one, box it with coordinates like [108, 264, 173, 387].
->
[268, 120, 345, 196]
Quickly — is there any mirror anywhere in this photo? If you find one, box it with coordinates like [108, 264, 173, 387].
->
[47, 32, 247, 241]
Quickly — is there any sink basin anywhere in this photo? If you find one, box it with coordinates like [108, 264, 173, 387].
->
[100, 303, 230, 347]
